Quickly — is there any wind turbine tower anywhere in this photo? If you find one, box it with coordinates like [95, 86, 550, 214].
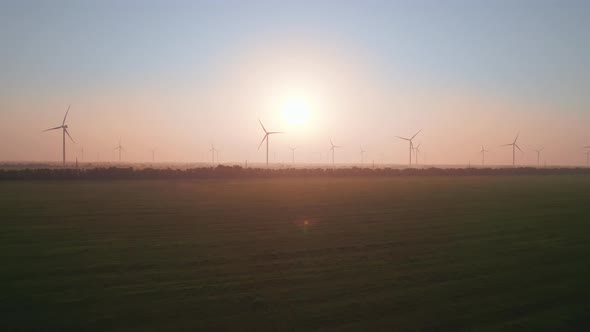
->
[396, 130, 422, 167]
[532, 147, 544, 167]
[257, 119, 283, 168]
[329, 138, 342, 169]
[501, 132, 522, 167]
[480, 145, 489, 166]
[360, 146, 366, 165]
[413, 143, 421, 166]
[43, 105, 75, 165]
[289, 146, 297, 164]
[209, 144, 218, 164]
[151, 148, 157, 163]
[114, 139, 124, 162]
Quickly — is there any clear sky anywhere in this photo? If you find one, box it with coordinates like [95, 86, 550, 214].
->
[1, 0, 589, 166]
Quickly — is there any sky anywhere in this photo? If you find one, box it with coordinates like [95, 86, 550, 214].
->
[1, 0, 589, 166]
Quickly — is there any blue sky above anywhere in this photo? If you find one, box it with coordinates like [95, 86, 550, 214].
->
[2, 0, 589, 106]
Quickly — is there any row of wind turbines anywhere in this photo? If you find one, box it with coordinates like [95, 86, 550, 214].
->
[44, 105, 590, 168]
[256, 118, 589, 168]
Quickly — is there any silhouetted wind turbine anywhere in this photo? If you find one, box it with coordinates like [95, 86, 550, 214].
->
[257, 119, 283, 168]
[395, 129, 422, 167]
[500, 132, 522, 167]
[209, 144, 217, 164]
[150, 148, 157, 163]
[329, 138, 341, 169]
[43, 105, 75, 165]
[360, 146, 366, 165]
[479, 145, 489, 166]
[531, 147, 544, 167]
[413, 143, 421, 165]
[289, 146, 297, 164]
[114, 138, 124, 162]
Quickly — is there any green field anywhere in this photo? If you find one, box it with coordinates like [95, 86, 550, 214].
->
[2, 176, 590, 331]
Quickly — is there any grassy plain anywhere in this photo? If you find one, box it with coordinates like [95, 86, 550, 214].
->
[1, 176, 589, 331]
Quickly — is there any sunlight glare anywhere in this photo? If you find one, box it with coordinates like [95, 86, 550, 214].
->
[282, 97, 312, 127]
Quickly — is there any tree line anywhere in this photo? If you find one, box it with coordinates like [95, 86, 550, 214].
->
[1, 165, 589, 180]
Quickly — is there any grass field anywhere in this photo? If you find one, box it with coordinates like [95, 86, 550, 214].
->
[1, 176, 590, 331]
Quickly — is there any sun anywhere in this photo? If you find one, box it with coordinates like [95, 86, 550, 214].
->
[282, 97, 312, 127]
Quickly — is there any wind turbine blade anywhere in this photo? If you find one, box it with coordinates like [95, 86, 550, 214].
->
[515, 144, 523, 152]
[268, 131, 284, 134]
[513, 132, 520, 144]
[395, 136, 410, 141]
[258, 119, 267, 134]
[257, 134, 268, 151]
[65, 128, 75, 143]
[62, 104, 71, 125]
[411, 129, 422, 140]
[500, 144, 512, 147]
[43, 126, 62, 132]
[330, 138, 334, 146]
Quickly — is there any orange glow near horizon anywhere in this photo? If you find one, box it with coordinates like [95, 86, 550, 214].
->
[1, 41, 589, 167]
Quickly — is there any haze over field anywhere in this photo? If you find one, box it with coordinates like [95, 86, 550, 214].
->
[1, 1, 589, 166]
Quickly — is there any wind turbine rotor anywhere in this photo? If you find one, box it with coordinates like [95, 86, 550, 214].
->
[64, 128, 75, 143]
[62, 104, 71, 126]
[257, 134, 268, 150]
[513, 132, 520, 144]
[411, 129, 422, 140]
[43, 126, 63, 132]
[258, 119, 268, 134]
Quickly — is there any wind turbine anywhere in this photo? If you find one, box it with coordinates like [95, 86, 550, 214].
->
[413, 143, 421, 166]
[257, 119, 283, 168]
[150, 148, 157, 163]
[209, 144, 217, 164]
[500, 132, 522, 167]
[114, 138, 124, 162]
[586, 150, 590, 168]
[329, 138, 341, 169]
[531, 147, 544, 167]
[360, 146, 366, 165]
[43, 105, 75, 165]
[289, 146, 297, 164]
[395, 129, 422, 167]
[479, 145, 489, 166]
